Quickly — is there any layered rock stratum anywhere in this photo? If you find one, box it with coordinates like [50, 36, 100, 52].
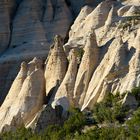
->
[0, 0, 140, 132]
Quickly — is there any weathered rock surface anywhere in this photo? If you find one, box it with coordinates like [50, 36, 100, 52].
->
[0, 0, 80, 104]
[65, 0, 115, 50]
[52, 49, 78, 107]
[73, 31, 99, 107]
[44, 35, 68, 98]
[0, 0, 17, 54]
[64, 0, 140, 110]
[0, 61, 27, 127]
[0, 58, 45, 132]
[0, 0, 140, 132]
[81, 37, 128, 110]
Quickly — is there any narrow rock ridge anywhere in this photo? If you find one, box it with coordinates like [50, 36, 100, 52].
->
[81, 36, 128, 110]
[0, 0, 17, 54]
[0, 62, 27, 127]
[65, 0, 114, 50]
[73, 31, 99, 107]
[0, 57, 45, 132]
[44, 35, 68, 98]
[52, 49, 78, 107]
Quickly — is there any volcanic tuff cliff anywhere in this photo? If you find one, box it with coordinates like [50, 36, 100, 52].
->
[0, 0, 97, 104]
[0, 0, 140, 132]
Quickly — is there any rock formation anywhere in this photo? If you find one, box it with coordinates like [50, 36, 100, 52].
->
[0, 61, 27, 127]
[65, 0, 115, 50]
[34, 104, 67, 132]
[52, 49, 78, 109]
[0, 0, 79, 104]
[0, 0, 140, 132]
[44, 35, 68, 98]
[0, 0, 17, 54]
[117, 5, 132, 17]
[73, 31, 99, 107]
[0, 58, 45, 132]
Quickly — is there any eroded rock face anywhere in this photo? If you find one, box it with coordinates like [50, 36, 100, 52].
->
[0, 0, 17, 54]
[0, 0, 73, 104]
[73, 31, 99, 107]
[0, 0, 140, 132]
[45, 35, 68, 98]
[0, 0, 105, 105]
[118, 29, 140, 94]
[65, 0, 140, 110]
[81, 37, 128, 110]
[0, 58, 45, 132]
[34, 105, 67, 132]
[52, 49, 78, 107]
[65, 0, 115, 50]
[0, 61, 27, 127]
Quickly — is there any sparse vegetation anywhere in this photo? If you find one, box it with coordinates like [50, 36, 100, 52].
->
[92, 93, 129, 124]
[0, 87, 140, 140]
[75, 48, 84, 63]
[118, 16, 140, 30]
[131, 87, 140, 100]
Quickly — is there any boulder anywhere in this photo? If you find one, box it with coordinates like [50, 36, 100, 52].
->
[34, 105, 67, 132]
[122, 92, 138, 109]
[0, 61, 27, 127]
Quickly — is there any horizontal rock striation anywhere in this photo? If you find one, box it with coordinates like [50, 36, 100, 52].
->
[0, 0, 105, 105]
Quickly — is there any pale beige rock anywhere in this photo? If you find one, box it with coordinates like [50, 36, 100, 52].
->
[104, 6, 114, 29]
[125, 6, 140, 16]
[122, 0, 140, 6]
[27, 57, 38, 75]
[65, 1, 114, 53]
[0, 58, 45, 132]
[81, 37, 127, 110]
[0, 0, 140, 131]
[0, 62, 27, 109]
[45, 35, 68, 96]
[118, 29, 140, 93]
[64, 5, 93, 53]
[52, 49, 78, 107]
[69, 5, 93, 38]
[73, 31, 99, 107]
[117, 5, 131, 17]
[0, 0, 74, 104]
[0, 62, 27, 127]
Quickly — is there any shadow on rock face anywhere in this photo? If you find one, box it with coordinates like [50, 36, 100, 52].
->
[34, 104, 68, 132]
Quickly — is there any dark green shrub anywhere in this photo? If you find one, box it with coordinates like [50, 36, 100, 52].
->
[64, 108, 86, 134]
[1, 88, 140, 140]
[75, 48, 84, 63]
[131, 87, 140, 100]
[92, 93, 128, 124]
[126, 107, 140, 138]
